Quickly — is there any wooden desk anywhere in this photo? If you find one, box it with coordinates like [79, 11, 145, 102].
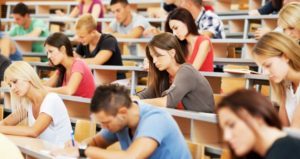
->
[1, 87, 223, 157]
[28, 62, 146, 95]
[6, 135, 56, 159]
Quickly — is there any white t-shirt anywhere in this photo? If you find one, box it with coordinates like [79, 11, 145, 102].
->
[27, 93, 72, 146]
[109, 12, 151, 36]
[285, 83, 300, 122]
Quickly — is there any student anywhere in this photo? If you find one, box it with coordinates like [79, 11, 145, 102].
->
[57, 84, 191, 159]
[137, 33, 214, 112]
[252, 1, 300, 40]
[0, 35, 22, 61]
[217, 89, 300, 159]
[278, 2, 300, 43]
[74, 14, 124, 84]
[8, 3, 49, 59]
[0, 54, 11, 83]
[165, 8, 214, 72]
[56, 0, 104, 31]
[44, 32, 96, 98]
[249, 0, 300, 16]
[177, 0, 225, 39]
[105, 0, 150, 38]
[252, 32, 300, 127]
[0, 61, 72, 146]
[249, 0, 283, 16]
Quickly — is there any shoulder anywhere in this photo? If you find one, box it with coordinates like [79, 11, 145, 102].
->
[101, 34, 117, 43]
[44, 93, 62, 102]
[266, 136, 300, 158]
[41, 93, 64, 109]
[73, 58, 87, 66]
[71, 59, 89, 72]
[132, 13, 148, 23]
[32, 19, 45, 25]
[204, 10, 219, 17]
[139, 102, 168, 119]
[198, 35, 211, 41]
[177, 64, 197, 75]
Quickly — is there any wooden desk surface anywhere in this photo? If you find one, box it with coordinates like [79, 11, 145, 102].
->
[6, 135, 56, 159]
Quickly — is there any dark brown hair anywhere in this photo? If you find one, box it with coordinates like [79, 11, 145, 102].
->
[91, 84, 132, 116]
[13, 3, 30, 16]
[110, 0, 128, 6]
[44, 32, 74, 87]
[217, 89, 282, 159]
[165, 8, 199, 57]
[217, 89, 282, 129]
[145, 32, 186, 97]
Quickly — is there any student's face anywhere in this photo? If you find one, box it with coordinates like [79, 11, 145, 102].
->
[283, 27, 300, 41]
[7, 77, 31, 97]
[110, 3, 129, 24]
[12, 14, 28, 26]
[169, 20, 189, 41]
[45, 44, 65, 65]
[218, 107, 256, 157]
[150, 47, 176, 71]
[75, 29, 94, 45]
[94, 110, 127, 133]
[254, 54, 289, 83]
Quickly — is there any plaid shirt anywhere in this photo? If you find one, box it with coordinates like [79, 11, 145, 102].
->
[196, 8, 225, 39]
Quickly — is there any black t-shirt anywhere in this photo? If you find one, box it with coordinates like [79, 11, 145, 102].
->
[0, 54, 11, 82]
[76, 33, 123, 66]
[76, 33, 125, 79]
[265, 136, 300, 159]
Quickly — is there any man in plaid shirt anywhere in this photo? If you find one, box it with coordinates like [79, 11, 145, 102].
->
[178, 0, 225, 39]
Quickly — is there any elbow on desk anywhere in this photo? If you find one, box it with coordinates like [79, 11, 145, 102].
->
[25, 129, 40, 138]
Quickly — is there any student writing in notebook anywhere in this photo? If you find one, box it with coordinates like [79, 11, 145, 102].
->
[165, 8, 214, 72]
[252, 32, 300, 128]
[217, 89, 300, 159]
[54, 84, 191, 159]
[44, 32, 96, 98]
[0, 61, 72, 146]
[137, 33, 214, 112]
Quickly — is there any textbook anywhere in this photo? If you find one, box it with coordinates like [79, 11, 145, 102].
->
[223, 68, 259, 74]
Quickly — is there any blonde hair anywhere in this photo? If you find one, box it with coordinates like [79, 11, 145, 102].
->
[75, 14, 97, 32]
[252, 32, 300, 105]
[278, 2, 300, 30]
[4, 61, 45, 123]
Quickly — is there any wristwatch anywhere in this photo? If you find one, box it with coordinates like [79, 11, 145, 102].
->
[78, 144, 87, 158]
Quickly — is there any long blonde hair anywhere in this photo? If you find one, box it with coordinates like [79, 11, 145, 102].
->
[252, 32, 300, 105]
[4, 61, 46, 123]
[278, 2, 300, 30]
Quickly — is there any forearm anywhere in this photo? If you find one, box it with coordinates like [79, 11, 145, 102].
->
[141, 97, 167, 107]
[111, 33, 132, 38]
[82, 58, 95, 65]
[0, 126, 39, 137]
[85, 147, 133, 159]
[46, 86, 74, 96]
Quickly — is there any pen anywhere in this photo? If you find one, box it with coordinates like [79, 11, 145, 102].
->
[71, 131, 75, 147]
